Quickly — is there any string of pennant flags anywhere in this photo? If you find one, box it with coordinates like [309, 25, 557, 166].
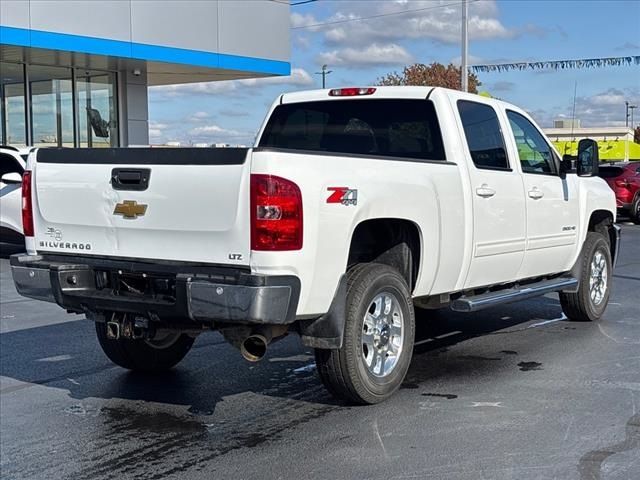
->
[470, 56, 640, 73]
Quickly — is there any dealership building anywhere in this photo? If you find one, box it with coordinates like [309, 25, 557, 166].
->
[0, 0, 290, 148]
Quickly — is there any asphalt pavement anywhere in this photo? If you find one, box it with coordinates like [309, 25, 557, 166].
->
[1, 224, 639, 480]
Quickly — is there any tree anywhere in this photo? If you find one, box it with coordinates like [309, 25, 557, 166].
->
[634, 126, 640, 144]
[377, 62, 481, 93]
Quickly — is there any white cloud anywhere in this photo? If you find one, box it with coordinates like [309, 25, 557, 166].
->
[302, 0, 514, 48]
[188, 124, 248, 142]
[187, 111, 212, 123]
[190, 125, 229, 135]
[318, 44, 413, 68]
[148, 120, 169, 139]
[149, 68, 314, 100]
[290, 12, 319, 29]
[237, 68, 314, 87]
[219, 109, 249, 118]
[573, 88, 640, 127]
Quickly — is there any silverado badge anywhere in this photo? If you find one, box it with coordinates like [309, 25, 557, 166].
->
[114, 200, 147, 219]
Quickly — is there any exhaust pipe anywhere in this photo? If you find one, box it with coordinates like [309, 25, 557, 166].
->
[238, 325, 288, 362]
[240, 334, 269, 362]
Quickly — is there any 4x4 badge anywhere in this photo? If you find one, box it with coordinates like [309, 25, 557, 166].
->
[114, 200, 147, 219]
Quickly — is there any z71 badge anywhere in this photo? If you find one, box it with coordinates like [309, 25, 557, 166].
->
[327, 187, 358, 206]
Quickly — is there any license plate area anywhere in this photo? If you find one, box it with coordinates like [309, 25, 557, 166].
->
[95, 270, 177, 304]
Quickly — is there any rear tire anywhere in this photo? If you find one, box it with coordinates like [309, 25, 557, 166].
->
[315, 263, 415, 405]
[560, 232, 612, 322]
[95, 322, 195, 371]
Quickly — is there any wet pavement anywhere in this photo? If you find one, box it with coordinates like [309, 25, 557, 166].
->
[1, 224, 639, 480]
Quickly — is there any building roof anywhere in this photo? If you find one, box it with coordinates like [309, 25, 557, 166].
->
[0, 1, 290, 85]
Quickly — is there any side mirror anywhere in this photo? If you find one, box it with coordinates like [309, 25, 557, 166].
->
[576, 139, 599, 177]
[1, 172, 22, 184]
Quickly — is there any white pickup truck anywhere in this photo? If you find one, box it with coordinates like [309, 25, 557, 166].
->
[11, 86, 620, 404]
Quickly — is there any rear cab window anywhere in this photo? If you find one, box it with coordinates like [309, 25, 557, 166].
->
[258, 99, 446, 162]
[456, 100, 510, 170]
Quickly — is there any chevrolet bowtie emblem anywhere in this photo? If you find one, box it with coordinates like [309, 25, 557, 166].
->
[113, 200, 147, 219]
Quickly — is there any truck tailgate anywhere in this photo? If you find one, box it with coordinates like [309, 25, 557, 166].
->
[31, 148, 251, 265]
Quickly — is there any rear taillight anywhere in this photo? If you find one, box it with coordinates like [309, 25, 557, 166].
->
[250, 174, 302, 251]
[21, 170, 34, 237]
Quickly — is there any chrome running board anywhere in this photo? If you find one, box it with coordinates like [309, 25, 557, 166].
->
[450, 277, 578, 313]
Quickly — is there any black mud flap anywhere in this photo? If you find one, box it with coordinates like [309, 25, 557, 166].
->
[298, 275, 347, 349]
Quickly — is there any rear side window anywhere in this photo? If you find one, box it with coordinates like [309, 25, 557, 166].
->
[598, 167, 624, 178]
[259, 99, 446, 161]
[457, 100, 509, 170]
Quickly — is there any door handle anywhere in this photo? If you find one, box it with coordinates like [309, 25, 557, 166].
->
[528, 188, 544, 200]
[476, 184, 496, 198]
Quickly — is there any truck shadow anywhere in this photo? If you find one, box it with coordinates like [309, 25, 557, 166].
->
[0, 298, 576, 477]
[0, 296, 565, 415]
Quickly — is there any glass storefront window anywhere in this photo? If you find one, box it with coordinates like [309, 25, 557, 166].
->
[76, 70, 118, 147]
[1, 62, 27, 146]
[30, 65, 74, 147]
[0, 62, 119, 148]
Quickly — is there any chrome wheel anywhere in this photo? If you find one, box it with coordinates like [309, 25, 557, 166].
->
[362, 292, 404, 378]
[589, 250, 608, 306]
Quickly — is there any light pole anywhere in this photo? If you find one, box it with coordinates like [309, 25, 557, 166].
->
[630, 105, 637, 128]
[315, 64, 333, 89]
[461, 0, 468, 92]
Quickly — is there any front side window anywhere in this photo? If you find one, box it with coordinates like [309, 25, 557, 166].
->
[507, 111, 557, 174]
[259, 99, 446, 161]
[457, 100, 509, 170]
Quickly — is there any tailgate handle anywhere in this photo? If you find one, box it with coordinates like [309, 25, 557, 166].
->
[111, 168, 150, 191]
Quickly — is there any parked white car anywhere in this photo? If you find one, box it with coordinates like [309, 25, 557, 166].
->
[0, 146, 28, 244]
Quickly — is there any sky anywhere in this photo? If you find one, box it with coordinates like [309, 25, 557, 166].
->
[148, 0, 640, 146]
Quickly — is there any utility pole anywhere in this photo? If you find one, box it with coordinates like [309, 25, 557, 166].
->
[315, 64, 333, 89]
[626, 101, 630, 127]
[461, 0, 468, 92]
[630, 105, 637, 128]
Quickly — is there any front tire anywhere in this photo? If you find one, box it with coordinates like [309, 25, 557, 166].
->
[95, 322, 195, 371]
[315, 263, 415, 404]
[560, 232, 612, 322]
[630, 195, 640, 225]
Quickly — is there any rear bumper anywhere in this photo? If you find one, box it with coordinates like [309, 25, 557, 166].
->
[10, 254, 300, 325]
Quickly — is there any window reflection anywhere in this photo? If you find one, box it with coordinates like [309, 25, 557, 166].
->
[77, 71, 118, 147]
[1, 62, 27, 146]
[30, 65, 74, 147]
[0, 62, 119, 148]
